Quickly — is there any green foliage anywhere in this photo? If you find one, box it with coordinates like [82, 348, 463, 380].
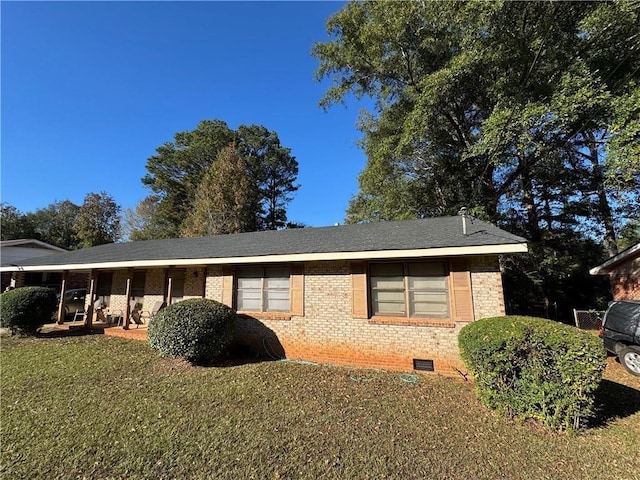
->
[27, 200, 80, 249]
[0, 287, 57, 335]
[458, 316, 606, 430]
[147, 298, 236, 363]
[1, 203, 38, 241]
[140, 120, 299, 239]
[74, 191, 121, 248]
[182, 144, 254, 236]
[315, 0, 639, 316]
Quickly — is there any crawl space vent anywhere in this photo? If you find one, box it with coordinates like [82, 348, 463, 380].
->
[413, 359, 434, 371]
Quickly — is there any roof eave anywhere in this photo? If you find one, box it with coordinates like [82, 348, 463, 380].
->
[590, 243, 640, 276]
[0, 242, 528, 272]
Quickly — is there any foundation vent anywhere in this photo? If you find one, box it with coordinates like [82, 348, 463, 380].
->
[413, 359, 434, 371]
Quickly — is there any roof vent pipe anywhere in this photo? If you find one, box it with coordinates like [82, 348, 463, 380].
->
[458, 207, 468, 236]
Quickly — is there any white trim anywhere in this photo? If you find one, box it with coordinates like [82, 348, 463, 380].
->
[0, 243, 528, 272]
[0, 239, 67, 252]
[590, 242, 640, 275]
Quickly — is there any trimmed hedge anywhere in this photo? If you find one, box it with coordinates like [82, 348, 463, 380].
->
[147, 298, 236, 363]
[0, 287, 57, 335]
[458, 316, 606, 431]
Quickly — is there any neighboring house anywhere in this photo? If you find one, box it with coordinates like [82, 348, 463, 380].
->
[590, 243, 640, 301]
[0, 217, 527, 374]
[0, 239, 67, 292]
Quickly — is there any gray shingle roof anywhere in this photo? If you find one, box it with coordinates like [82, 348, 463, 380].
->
[6, 217, 526, 269]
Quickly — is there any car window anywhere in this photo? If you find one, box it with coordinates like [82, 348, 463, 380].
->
[604, 302, 640, 336]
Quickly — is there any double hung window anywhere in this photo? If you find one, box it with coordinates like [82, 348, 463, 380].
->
[237, 266, 291, 312]
[370, 262, 448, 318]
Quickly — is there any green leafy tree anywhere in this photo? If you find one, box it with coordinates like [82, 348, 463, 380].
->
[182, 144, 255, 236]
[313, 0, 640, 317]
[0, 203, 37, 240]
[236, 125, 299, 230]
[140, 120, 299, 239]
[74, 192, 121, 247]
[27, 200, 80, 249]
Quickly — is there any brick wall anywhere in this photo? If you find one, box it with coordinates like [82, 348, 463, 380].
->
[207, 258, 507, 375]
[610, 256, 640, 301]
[469, 255, 505, 320]
[183, 267, 205, 300]
[143, 268, 167, 311]
[205, 266, 223, 302]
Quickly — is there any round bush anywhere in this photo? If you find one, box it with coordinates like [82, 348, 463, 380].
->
[147, 298, 236, 362]
[458, 316, 606, 431]
[0, 286, 57, 335]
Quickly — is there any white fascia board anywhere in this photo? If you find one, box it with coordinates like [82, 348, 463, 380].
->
[0, 242, 528, 272]
[589, 242, 640, 276]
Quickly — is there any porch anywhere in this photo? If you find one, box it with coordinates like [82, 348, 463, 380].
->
[38, 321, 149, 342]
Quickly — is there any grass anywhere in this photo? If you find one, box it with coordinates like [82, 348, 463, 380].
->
[2, 334, 640, 480]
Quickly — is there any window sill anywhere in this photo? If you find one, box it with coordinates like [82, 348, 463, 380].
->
[238, 312, 292, 321]
[368, 316, 455, 328]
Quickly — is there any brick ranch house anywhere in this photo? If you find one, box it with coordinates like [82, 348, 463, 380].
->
[1, 217, 527, 374]
[590, 242, 640, 301]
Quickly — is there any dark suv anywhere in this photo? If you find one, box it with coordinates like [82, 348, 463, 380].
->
[600, 300, 640, 377]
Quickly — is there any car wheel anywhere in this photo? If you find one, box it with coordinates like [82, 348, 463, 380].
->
[619, 346, 640, 377]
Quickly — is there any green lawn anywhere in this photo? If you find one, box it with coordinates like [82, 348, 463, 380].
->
[2, 334, 639, 480]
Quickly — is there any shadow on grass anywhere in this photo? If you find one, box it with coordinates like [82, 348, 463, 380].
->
[35, 325, 105, 338]
[591, 379, 640, 428]
[193, 316, 287, 368]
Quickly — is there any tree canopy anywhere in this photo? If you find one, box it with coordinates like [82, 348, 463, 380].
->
[314, 0, 640, 318]
[1, 194, 121, 250]
[74, 192, 121, 248]
[182, 144, 254, 236]
[139, 120, 299, 239]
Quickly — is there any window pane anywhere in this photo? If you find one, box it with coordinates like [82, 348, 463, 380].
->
[374, 290, 405, 303]
[373, 290, 405, 315]
[371, 263, 403, 277]
[374, 301, 406, 315]
[409, 276, 446, 290]
[408, 262, 445, 277]
[238, 277, 261, 289]
[410, 291, 448, 317]
[265, 267, 290, 279]
[264, 276, 289, 289]
[238, 298, 261, 311]
[238, 267, 262, 278]
[266, 298, 290, 312]
[371, 276, 404, 289]
[238, 289, 261, 311]
[265, 289, 289, 312]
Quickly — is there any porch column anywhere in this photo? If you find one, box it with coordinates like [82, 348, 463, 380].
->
[85, 272, 97, 328]
[166, 274, 174, 306]
[123, 270, 133, 330]
[56, 271, 68, 324]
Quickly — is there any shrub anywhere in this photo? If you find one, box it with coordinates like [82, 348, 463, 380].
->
[0, 287, 57, 335]
[458, 316, 606, 431]
[147, 298, 236, 363]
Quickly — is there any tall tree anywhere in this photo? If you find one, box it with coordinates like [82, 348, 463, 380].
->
[236, 125, 299, 230]
[0, 203, 37, 240]
[140, 120, 299, 239]
[27, 200, 80, 249]
[313, 0, 640, 317]
[122, 196, 166, 242]
[74, 192, 121, 247]
[182, 144, 255, 237]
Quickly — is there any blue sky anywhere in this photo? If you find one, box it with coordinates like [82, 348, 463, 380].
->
[1, 1, 369, 228]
